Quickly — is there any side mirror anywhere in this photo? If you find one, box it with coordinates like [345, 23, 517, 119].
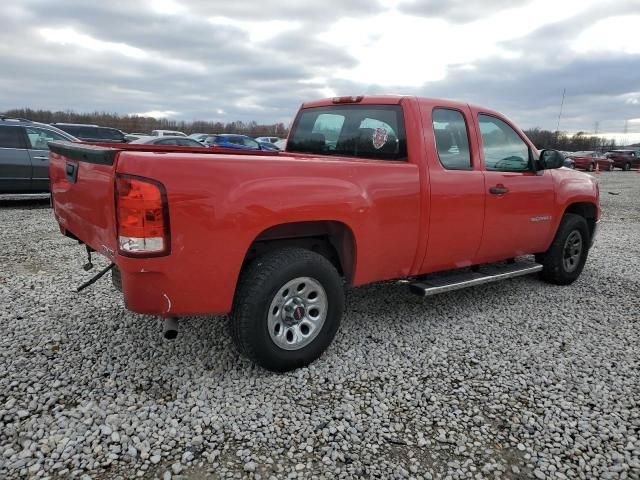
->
[539, 149, 564, 170]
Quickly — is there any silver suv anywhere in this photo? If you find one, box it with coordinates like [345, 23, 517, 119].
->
[0, 116, 77, 193]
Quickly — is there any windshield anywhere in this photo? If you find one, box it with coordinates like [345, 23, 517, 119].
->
[288, 104, 407, 161]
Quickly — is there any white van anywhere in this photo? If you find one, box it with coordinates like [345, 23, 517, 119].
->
[151, 130, 187, 137]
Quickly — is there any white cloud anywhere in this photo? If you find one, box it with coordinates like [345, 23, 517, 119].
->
[39, 27, 207, 74]
[573, 16, 640, 55]
[208, 17, 301, 42]
[318, 0, 599, 86]
[234, 96, 266, 111]
[40, 27, 147, 59]
[147, 0, 188, 15]
[133, 110, 179, 118]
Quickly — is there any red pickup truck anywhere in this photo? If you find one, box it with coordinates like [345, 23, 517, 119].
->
[49, 96, 601, 371]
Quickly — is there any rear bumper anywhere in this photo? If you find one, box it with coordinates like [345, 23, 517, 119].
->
[114, 254, 237, 317]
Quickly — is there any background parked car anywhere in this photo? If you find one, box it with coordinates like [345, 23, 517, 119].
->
[130, 136, 205, 147]
[255, 136, 282, 144]
[204, 134, 275, 151]
[563, 157, 575, 168]
[274, 139, 287, 150]
[188, 133, 213, 142]
[52, 123, 126, 143]
[606, 150, 640, 170]
[0, 117, 77, 193]
[569, 151, 614, 171]
[124, 133, 147, 142]
[151, 129, 187, 137]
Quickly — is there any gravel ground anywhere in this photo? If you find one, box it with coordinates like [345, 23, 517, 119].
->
[1, 171, 639, 480]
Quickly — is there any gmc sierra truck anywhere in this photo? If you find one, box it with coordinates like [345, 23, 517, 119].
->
[49, 95, 601, 371]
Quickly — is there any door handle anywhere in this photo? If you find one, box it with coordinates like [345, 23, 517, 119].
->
[34, 156, 48, 160]
[489, 185, 509, 195]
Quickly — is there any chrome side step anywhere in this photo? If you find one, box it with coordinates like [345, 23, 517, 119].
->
[409, 260, 543, 297]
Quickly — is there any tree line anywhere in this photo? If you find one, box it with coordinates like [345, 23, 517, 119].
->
[523, 128, 618, 152]
[2, 108, 289, 137]
[1, 108, 628, 151]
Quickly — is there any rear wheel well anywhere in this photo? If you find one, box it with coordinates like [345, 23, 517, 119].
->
[564, 202, 597, 239]
[242, 221, 356, 284]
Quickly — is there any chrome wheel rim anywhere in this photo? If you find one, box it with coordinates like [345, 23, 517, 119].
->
[267, 277, 327, 351]
[562, 231, 583, 272]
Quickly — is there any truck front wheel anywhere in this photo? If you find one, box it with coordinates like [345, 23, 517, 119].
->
[536, 213, 590, 285]
[231, 248, 344, 371]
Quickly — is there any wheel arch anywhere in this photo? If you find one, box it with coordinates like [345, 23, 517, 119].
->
[242, 220, 357, 285]
[563, 202, 597, 239]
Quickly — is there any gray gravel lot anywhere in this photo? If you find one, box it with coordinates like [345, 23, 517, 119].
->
[1, 172, 639, 479]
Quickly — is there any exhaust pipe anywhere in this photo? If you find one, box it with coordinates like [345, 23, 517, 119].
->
[163, 317, 178, 340]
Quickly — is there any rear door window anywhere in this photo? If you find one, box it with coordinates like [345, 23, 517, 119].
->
[432, 109, 472, 170]
[97, 128, 124, 141]
[241, 137, 260, 148]
[288, 105, 407, 161]
[25, 127, 69, 150]
[178, 138, 202, 147]
[55, 125, 82, 137]
[0, 126, 27, 148]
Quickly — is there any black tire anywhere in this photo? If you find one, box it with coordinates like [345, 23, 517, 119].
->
[536, 213, 590, 285]
[111, 267, 122, 292]
[624, 162, 631, 171]
[608, 164, 614, 171]
[230, 248, 344, 372]
[587, 163, 594, 172]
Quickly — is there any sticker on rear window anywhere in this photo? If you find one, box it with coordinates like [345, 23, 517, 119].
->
[372, 127, 388, 150]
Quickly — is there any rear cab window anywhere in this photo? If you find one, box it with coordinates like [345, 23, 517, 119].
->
[288, 105, 407, 161]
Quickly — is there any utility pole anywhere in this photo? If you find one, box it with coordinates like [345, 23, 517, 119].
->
[556, 88, 566, 134]
[624, 119, 629, 147]
[594, 121, 599, 135]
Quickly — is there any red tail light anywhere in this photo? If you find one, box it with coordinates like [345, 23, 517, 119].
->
[115, 174, 170, 256]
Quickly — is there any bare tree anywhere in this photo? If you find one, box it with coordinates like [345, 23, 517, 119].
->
[1, 108, 290, 137]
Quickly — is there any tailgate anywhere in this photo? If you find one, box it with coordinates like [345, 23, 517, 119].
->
[49, 141, 121, 258]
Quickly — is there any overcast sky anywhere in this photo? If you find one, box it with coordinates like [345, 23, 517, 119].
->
[2, 0, 639, 142]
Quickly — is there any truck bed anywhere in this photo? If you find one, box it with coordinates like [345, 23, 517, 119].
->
[48, 140, 422, 316]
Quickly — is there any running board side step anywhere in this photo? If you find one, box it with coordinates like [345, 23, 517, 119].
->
[409, 260, 543, 297]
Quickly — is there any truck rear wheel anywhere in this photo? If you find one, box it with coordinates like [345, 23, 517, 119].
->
[231, 248, 344, 371]
[536, 213, 590, 285]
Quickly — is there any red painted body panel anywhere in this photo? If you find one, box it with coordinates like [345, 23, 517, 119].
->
[49, 96, 600, 318]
